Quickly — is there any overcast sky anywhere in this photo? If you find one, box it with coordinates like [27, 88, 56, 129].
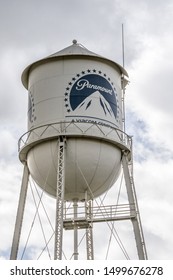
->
[0, 0, 173, 260]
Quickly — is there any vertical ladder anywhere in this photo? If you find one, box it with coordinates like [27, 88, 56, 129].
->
[73, 200, 79, 260]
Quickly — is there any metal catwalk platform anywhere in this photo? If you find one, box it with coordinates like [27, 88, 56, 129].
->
[63, 203, 136, 230]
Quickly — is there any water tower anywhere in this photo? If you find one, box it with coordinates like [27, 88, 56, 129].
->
[10, 40, 147, 260]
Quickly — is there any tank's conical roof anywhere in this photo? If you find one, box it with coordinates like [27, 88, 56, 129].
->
[49, 39, 101, 57]
[22, 40, 128, 88]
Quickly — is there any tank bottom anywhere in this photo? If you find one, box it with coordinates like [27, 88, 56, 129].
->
[27, 137, 122, 201]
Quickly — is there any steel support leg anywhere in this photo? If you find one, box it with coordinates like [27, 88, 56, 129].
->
[10, 163, 29, 260]
[54, 137, 66, 260]
[85, 199, 94, 260]
[122, 153, 147, 260]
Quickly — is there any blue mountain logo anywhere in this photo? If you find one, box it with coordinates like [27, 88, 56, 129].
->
[65, 71, 118, 125]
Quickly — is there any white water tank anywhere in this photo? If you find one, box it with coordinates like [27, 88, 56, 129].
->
[19, 40, 129, 201]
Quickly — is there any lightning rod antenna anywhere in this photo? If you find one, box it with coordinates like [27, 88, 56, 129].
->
[121, 23, 126, 133]
[122, 23, 125, 68]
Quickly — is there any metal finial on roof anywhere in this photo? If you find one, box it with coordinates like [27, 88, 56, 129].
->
[72, 39, 77, 45]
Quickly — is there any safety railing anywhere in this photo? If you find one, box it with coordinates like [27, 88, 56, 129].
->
[18, 120, 132, 153]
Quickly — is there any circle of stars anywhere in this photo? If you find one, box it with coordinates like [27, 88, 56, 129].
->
[64, 69, 120, 122]
[29, 91, 36, 123]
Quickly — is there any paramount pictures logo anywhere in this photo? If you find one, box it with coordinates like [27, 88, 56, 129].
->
[64, 70, 120, 127]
